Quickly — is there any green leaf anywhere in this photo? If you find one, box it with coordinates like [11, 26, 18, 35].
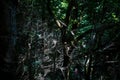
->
[61, 2, 68, 8]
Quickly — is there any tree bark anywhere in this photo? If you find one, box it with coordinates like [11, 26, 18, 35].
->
[0, 0, 17, 80]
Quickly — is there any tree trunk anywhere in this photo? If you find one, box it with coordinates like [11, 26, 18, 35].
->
[0, 0, 17, 80]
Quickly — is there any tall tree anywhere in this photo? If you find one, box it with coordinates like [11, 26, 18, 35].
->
[0, 0, 17, 80]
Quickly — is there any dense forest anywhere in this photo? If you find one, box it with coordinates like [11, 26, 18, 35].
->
[0, 0, 120, 80]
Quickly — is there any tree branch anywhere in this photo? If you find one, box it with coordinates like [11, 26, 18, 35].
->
[76, 22, 120, 41]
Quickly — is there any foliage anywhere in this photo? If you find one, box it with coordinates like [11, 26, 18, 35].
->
[16, 0, 120, 80]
